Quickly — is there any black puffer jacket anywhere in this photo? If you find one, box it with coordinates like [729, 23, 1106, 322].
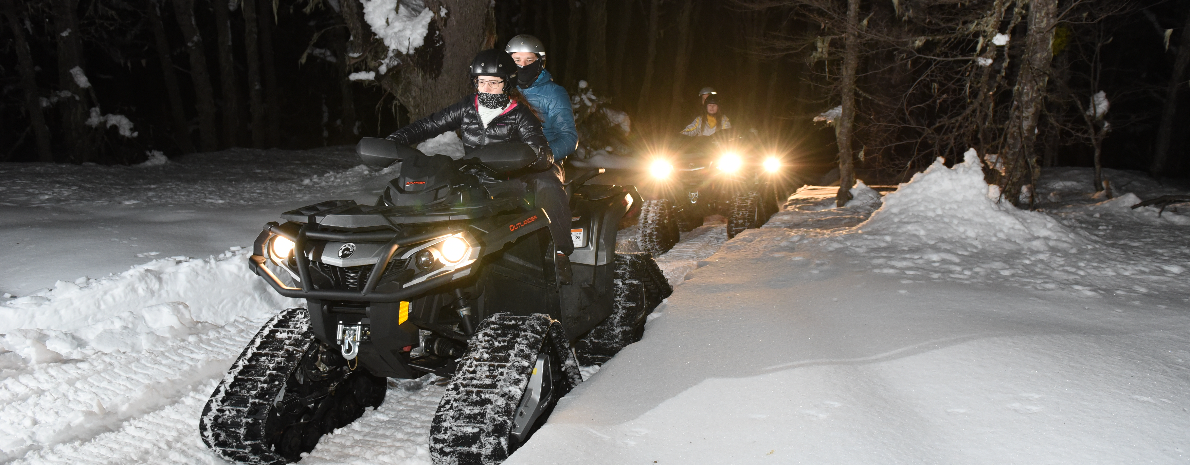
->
[386, 94, 554, 171]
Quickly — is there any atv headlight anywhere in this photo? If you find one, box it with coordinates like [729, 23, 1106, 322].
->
[400, 233, 480, 286]
[438, 236, 470, 265]
[717, 152, 742, 173]
[270, 236, 295, 263]
[763, 156, 782, 173]
[648, 159, 674, 180]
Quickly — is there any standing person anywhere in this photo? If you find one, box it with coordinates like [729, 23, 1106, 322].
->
[385, 49, 575, 283]
[505, 35, 579, 162]
[681, 94, 732, 137]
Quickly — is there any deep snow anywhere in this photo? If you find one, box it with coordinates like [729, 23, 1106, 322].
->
[1, 147, 1188, 464]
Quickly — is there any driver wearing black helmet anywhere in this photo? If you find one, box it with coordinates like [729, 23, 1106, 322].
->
[386, 49, 575, 283]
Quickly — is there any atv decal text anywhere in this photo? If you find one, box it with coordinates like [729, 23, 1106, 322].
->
[405, 181, 427, 186]
[509, 215, 539, 232]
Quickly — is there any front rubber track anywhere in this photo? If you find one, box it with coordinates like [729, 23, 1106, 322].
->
[200, 308, 387, 464]
[430, 313, 582, 465]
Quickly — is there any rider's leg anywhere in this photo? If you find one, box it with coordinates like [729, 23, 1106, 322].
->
[524, 165, 573, 256]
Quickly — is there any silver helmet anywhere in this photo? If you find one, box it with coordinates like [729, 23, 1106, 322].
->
[698, 87, 717, 97]
[505, 34, 546, 57]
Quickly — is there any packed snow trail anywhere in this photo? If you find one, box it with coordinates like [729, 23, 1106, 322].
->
[509, 157, 1190, 464]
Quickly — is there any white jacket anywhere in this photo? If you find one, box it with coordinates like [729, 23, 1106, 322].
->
[681, 114, 732, 136]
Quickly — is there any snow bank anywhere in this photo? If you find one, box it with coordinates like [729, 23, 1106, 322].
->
[846, 180, 882, 209]
[0, 249, 297, 363]
[858, 150, 1088, 252]
[136, 150, 168, 167]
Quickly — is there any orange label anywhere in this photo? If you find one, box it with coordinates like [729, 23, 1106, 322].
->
[509, 215, 539, 232]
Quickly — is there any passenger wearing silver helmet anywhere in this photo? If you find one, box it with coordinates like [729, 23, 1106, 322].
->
[505, 34, 579, 162]
[386, 49, 576, 283]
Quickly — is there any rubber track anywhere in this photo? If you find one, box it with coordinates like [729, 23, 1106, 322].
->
[200, 308, 313, 464]
[727, 190, 761, 239]
[574, 253, 674, 365]
[638, 199, 678, 256]
[429, 314, 581, 465]
[200, 307, 379, 464]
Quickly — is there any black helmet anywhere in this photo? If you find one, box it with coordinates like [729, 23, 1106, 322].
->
[470, 49, 518, 81]
[704, 94, 720, 106]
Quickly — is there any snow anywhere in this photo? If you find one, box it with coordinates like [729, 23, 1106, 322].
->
[85, 108, 138, 138]
[977, 56, 993, 67]
[1087, 90, 1110, 119]
[415, 131, 465, 159]
[813, 105, 843, 125]
[137, 150, 169, 167]
[360, 0, 434, 55]
[993, 33, 1010, 46]
[1, 145, 1189, 464]
[68, 67, 90, 89]
[349, 70, 376, 81]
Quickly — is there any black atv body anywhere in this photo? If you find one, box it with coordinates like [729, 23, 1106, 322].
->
[200, 139, 671, 465]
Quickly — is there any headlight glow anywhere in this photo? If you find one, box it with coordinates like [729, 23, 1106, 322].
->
[763, 157, 782, 173]
[270, 236, 295, 262]
[718, 152, 743, 173]
[438, 236, 470, 264]
[649, 159, 674, 180]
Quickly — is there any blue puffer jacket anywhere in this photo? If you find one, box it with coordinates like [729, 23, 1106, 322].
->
[520, 69, 578, 161]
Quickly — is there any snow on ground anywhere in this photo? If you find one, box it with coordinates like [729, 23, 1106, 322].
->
[1, 148, 1189, 464]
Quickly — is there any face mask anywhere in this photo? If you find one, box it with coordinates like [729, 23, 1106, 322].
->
[478, 92, 511, 110]
[517, 61, 543, 88]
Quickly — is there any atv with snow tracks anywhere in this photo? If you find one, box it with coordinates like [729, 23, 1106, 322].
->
[200, 139, 671, 464]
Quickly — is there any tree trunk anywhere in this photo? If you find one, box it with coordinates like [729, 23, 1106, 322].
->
[635, 0, 660, 116]
[763, 59, 781, 129]
[563, 0, 583, 88]
[835, 0, 861, 207]
[740, 11, 764, 115]
[1001, 0, 1057, 207]
[546, 0, 558, 64]
[610, 0, 633, 99]
[330, 26, 357, 142]
[259, 0, 281, 147]
[212, 0, 240, 147]
[1, 0, 53, 162]
[147, 0, 196, 154]
[340, 0, 367, 57]
[388, 0, 495, 121]
[173, 0, 220, 152]
[585, 0, 608, 93]
[1151, 7, 1190, 178]
[666, 0, 699, 124]
[519, 0, 532, 32]
[242, 0, 266, 148]
[52, 0, 96, 163]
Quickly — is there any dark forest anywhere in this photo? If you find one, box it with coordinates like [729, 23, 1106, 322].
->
[2, 0, 1189, 202]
